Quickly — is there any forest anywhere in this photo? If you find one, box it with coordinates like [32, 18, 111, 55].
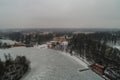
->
[0, 54, 30, 80]
[8, 32, 54, 45]
[67, 32, 120, 79]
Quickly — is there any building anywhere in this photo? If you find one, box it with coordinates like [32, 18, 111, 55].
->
[90, 63, 105, 75]
[13, 43, 26, 47]
[53, 37, 66, 42]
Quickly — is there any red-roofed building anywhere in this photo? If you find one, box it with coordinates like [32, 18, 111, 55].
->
[90, 63, 105, 75]
[13, 43, 26, 47]
[53, 37, 66, 42]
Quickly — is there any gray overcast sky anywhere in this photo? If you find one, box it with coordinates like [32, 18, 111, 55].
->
[0, 0, 120, 29]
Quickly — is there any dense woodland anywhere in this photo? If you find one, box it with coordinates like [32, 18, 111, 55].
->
[68, 32, 120, 79]
[0, 54, 30, 80]
[8, 32, 54, 45]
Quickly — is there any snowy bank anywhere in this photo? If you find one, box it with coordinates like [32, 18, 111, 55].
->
[0, 47, 104, 80]
[60, 51, 88, 68]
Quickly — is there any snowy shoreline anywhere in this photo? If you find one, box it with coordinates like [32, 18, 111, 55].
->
[35, 45, 104, 80]
[0, 44, 104, 80]
[34, 44, 89, 68]
[59, 51, 89, 68]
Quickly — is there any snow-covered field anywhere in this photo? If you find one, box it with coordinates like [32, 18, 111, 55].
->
[34, 44, 48, 49]
[0, 46, 104, 80]
[0, 39, 104, 80]
[0, 39, 17, 44]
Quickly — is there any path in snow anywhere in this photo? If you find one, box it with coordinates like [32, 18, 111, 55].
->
[0, 47, 104, 80]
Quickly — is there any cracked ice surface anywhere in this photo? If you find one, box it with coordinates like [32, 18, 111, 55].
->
[0, 47, 104, 80]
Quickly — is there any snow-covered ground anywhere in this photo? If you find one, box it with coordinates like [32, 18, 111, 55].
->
[34, 44, 48, 49]
[0, 39, 17, 45]
[107, 41, 120, 50]
[0, 46, 104, 80]
[1, 35, 120, 80]
[61, 51, 88, 69]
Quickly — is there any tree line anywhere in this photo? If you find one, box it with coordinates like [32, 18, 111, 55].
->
[0, 54, 30, 80]
[8, 32, 54, 45]
[67, 32, 120, 79]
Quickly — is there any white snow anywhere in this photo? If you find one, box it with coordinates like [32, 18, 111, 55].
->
[34, 44, 48, 49]
[107, 41, 120, 50]
[60, 51, 88, 68]
[35, 44, 88, 68]
[61, 41, 68, 46]
[0, 39, 17, 45]
[113, 45, 120, 50]
[0, 40, 104, 80]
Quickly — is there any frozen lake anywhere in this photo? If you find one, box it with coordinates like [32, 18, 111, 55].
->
[0, 47, 104, 80]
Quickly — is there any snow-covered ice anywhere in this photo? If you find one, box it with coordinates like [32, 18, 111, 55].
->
[61, 51, 88, 68]
[0, 46, 104, 80]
